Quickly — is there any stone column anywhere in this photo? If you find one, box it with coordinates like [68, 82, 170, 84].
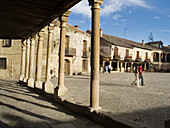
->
[23, 39, 31, 83]
[117, 61, 120, 72]
[120, 62, 123, 72]
[35, 29, 45, 89]
[28, 37, 35, 88]
[55, 11, 71, 97]
[19, 40, 26, 81]
[125, 62, 127, 72]
[44, 23, 54, 93]
[89, 0, 103, 109]
[159, 53, 161, 71]
[144, 63, 147, 71]
[131, 62, 133, 72]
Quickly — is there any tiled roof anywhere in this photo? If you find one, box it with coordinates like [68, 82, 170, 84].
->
[102, 33, 155, 50]
[163, 46, 170, 52]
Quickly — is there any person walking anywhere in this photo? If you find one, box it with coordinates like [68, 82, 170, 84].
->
[131, 66, 140, 87]
[138, 65, 144, 86]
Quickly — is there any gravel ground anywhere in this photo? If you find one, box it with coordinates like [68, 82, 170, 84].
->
[65, 72, 170, 128]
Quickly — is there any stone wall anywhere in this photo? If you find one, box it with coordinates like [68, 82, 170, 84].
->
[0, 39, 21, 79]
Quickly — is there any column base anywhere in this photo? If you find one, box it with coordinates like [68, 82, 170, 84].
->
[27, 78, 34, 88]
[44, 81, 54, 94]
[23, 77, 28, 83]
[35, 81, 42, 89]
[19, 75, 24, 81]
[54, 85, 68, 98]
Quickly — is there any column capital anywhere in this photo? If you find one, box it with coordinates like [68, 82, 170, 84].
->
[26, 38, 31, 47]
[22, 40, 26, 47]
[59, 10, 71, 23]
[48, 22, 54, 33]
[30, 37, 35, 45]
[88, 0, 103, 6]
[38, 29, 45, 37]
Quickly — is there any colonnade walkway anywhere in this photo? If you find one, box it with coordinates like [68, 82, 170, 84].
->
[0, 79, 103, 128]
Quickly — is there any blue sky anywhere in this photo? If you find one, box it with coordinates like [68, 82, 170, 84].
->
[68, 0, 170, 46]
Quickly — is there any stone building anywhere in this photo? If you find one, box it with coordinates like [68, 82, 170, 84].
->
[0, 39, 21, 79]
[96, 31, 170, 72]
[0, 21, 91, 79]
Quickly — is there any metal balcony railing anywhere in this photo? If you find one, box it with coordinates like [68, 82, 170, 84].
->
[124, 55, 132, 61]
[113, 55, 120, 60]
[65, 48, 76, 56]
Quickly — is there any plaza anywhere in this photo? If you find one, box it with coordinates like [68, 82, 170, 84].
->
[64, 72, 170, 128]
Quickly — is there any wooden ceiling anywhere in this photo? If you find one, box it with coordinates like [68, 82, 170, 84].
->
[0, 0, 81, 39]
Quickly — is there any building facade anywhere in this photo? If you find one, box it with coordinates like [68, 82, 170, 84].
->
[99, 32, 170, 72]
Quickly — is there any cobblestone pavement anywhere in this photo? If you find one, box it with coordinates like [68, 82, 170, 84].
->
[0, 79, 104, 128]
[65, 72, 170, 128]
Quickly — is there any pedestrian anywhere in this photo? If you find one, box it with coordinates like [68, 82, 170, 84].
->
[105, 65, 108, 73]
[138, 65, 144, 86]
[108, 64, 111, 73]
[131, 66, 140, 87]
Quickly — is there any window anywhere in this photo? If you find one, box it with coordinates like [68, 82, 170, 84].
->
[82, 60, 88, 71]
[3, 39, 11, 47]
[65, 36, 69, 54]
[114, 47, 118, 56]
[136, 51, 139, 59]
[146, 52, 148, 59]
[0, 58, 7, 69]
[83, 40, 87, 57]
[126, 49, 129, 57]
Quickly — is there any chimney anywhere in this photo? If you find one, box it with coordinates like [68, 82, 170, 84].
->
[142, 40, 145, 46]
[100, 28, 103, 37]
[74, 25, 79, 29]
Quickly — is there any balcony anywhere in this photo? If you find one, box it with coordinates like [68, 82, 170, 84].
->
[135, 56, 142, 62]
[113, 55, 120, 60]
[145, 58, 151, 62]
[124, 55, 132, 61]
[65, 48, 76, 56]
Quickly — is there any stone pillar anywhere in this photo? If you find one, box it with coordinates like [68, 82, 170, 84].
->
[131, 62, 133, 72]
[120, 62, 123, 72]
[117, 61, 120, 72]
[44, 23, 54, 93]
[125, 62, 127, 72]
[28, 37, 35, 88]
[159, 53, 161, 70]
[89, 0, 103, 109]
[55, 11, 71, 97]
[23, 39, 30, 83]
[19, 40, 26, 81]
[144, 63, 147, 71]
[35, 29, 45, 89]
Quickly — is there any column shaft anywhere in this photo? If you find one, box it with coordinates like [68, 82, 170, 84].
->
[45, 23, 54, 93]
[23, 39, 30, 83]
[35, 30, 44, 88]
[28, 37, 35, 87]
[54, 11, 71, 98]
[19, 40, 26, 81]
[89, 0, 103, 108]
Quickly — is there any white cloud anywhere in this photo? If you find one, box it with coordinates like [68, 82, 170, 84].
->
[101, 0, 152, 16]
[155, 16, 160, 20]
[129, 10, 133, 14]
[70, 0, 152, 18]
[113, 14, 122, 20]
[160, 30, 170, 32]
[70, 0, 91, 18]
[121, 19, 126, 22]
